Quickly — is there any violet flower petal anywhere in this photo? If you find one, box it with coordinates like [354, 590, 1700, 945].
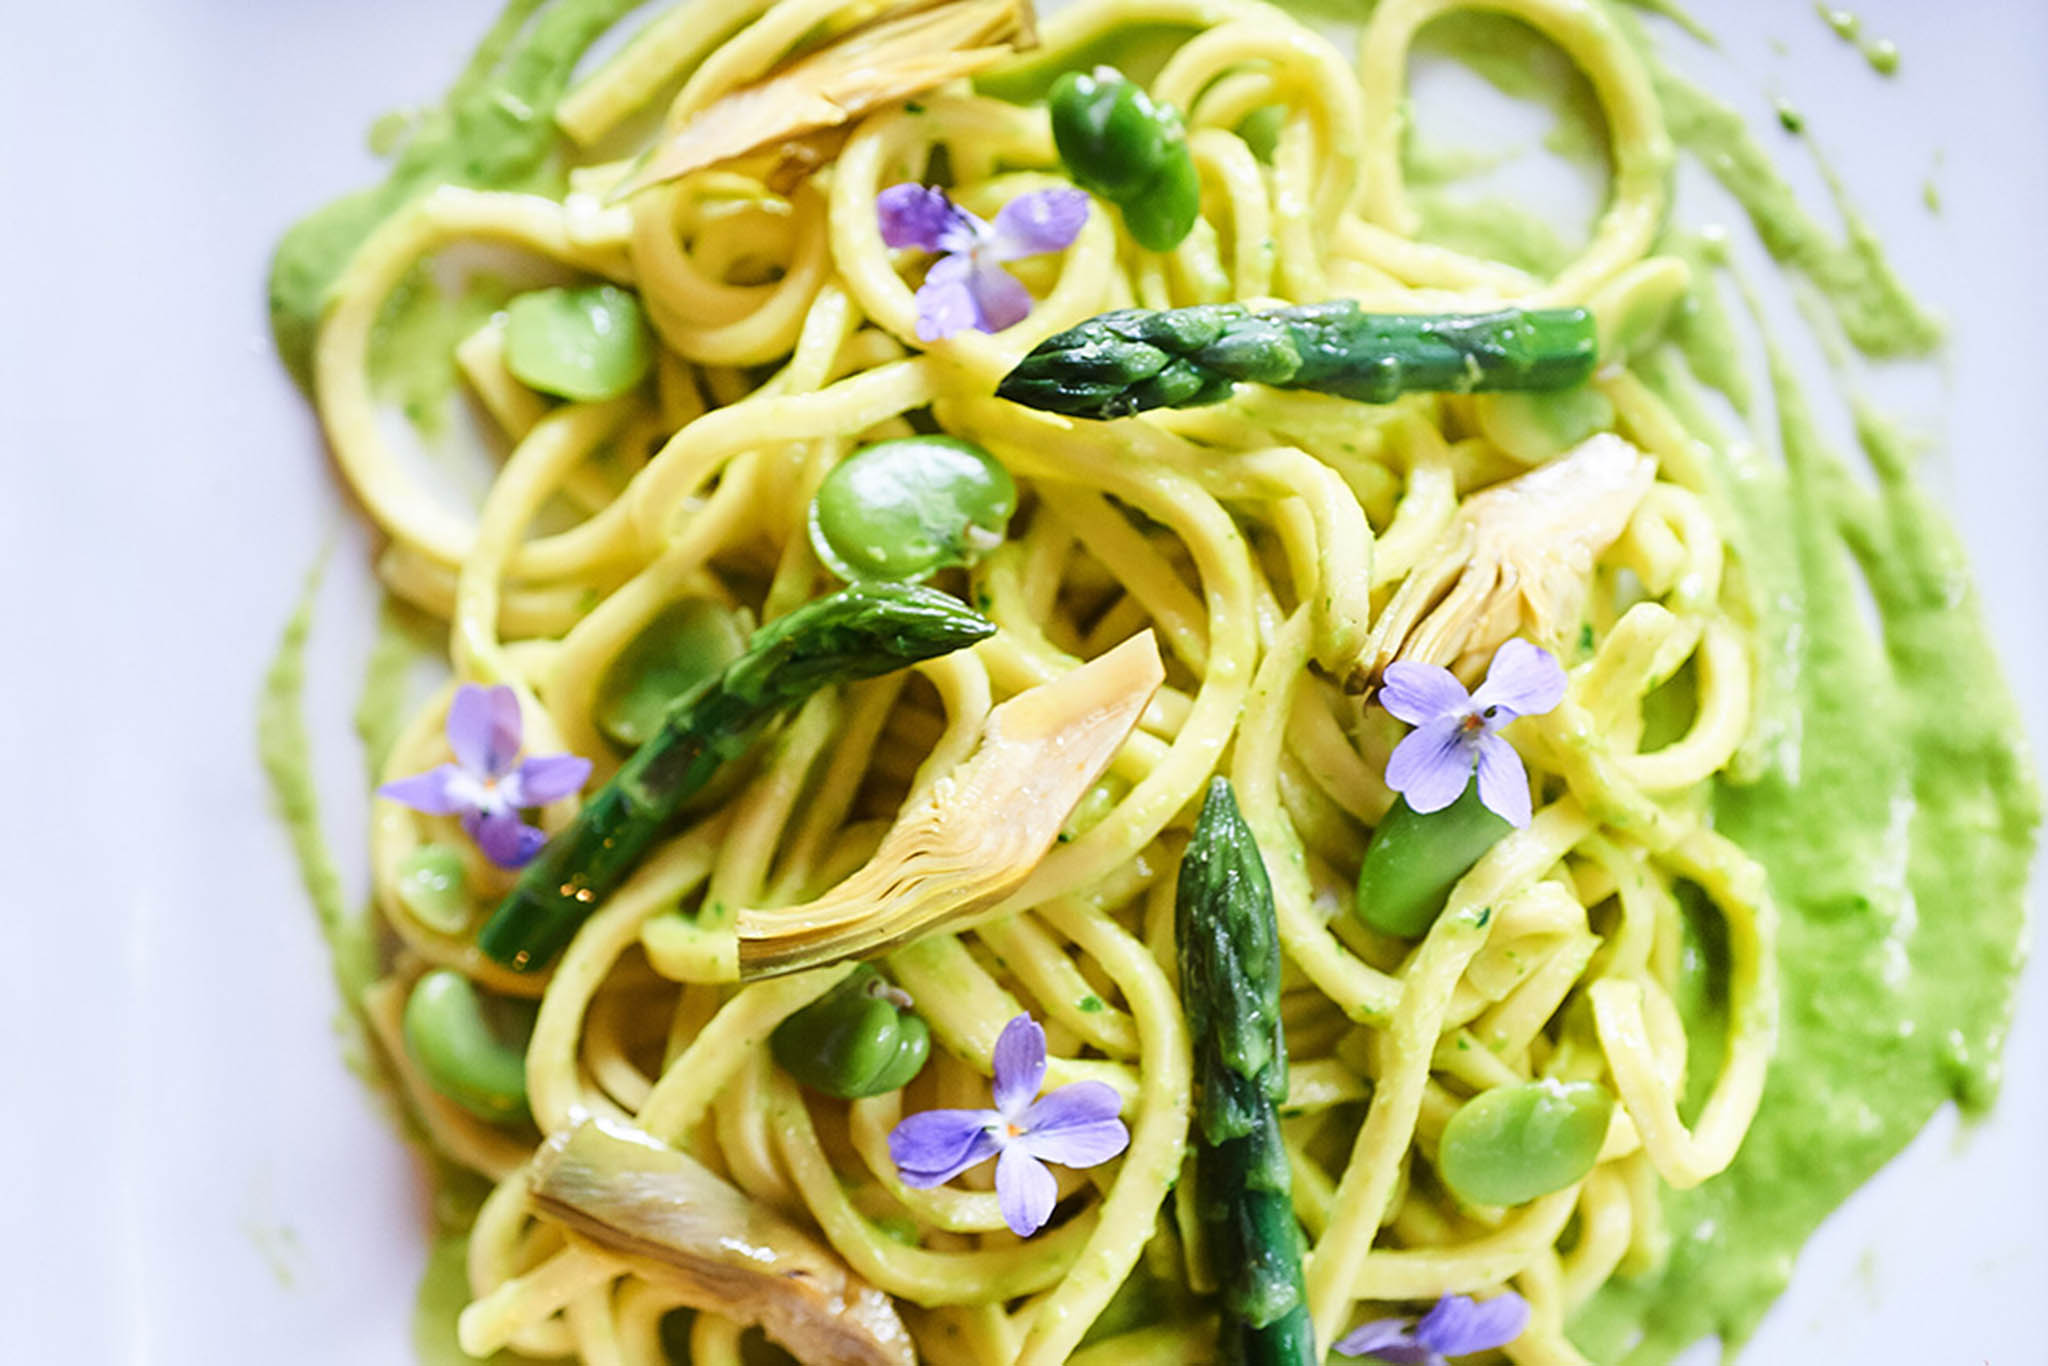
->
[1416, 1292, 1530, 1356]
[1019, 1114, 1129, 1170]
[1327, 1318, 1425, 1359]
[889, 1108, 1002, 1187]
[989, 188, 1089, 260]
[1016, 1081, 1128, 1168]
[1473, 732, 1533, 828]
[1342, 1346, 1436, 1365]
[1379, 661, 1471, 726]
[877, 183, 971, 251]
[913, 253, 985, 341]
[995, 1144, 1059, 1236]
[965, 259, 1035, 334]
[1385, 714, 1475, 814]
[1332, 1318, 1420, 1359]
[377, 764, 465, 815]
[465, 806, 548, 869]
[506, 753, 592, 808]
[1470, 639, 1567, 719]
[447, 683, 523, 779]
[991, 1014, 1047, 1117]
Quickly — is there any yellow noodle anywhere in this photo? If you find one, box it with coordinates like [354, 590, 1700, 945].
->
[308, 1, 1791, 1361]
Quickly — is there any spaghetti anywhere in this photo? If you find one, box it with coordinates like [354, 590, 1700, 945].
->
[278, 1, 1983, 1363]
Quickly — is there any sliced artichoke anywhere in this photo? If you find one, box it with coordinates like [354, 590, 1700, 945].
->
[529, 1118, 915, 1366]
[737, 631, 1164, 976]
[610, 0, 1039, 201]
[1357, 433, 1655, 688]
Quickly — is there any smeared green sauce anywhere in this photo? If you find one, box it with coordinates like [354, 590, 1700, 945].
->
[1401, 127, 1512, 188]
[1612, 0, 1713, 47]
[1657, 73, 1937, 355]
[1660, 232, 1752, 416]
[1417, 9, 1938, 360]
[258, 560, 381, 1024]
[356, 594, 443, 782]
[415, 1205, 550, 1366]
[1577, 338, 2039, 1363]
[267, 0, 641, 390]
[1815, 6, 1901, 76]
[1415, 194, 1579, 278]
[372, 269, 521, 437]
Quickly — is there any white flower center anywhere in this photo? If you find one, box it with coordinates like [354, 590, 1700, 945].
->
[446, 770, 511, 816]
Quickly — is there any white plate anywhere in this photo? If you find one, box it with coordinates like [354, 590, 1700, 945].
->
[1, 1, 2041, 1361]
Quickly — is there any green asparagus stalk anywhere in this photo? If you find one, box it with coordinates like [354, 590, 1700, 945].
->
[1176, 778, 1315, 1366]
[478, 584, 996, 972]
[997, 301, 1597, 420]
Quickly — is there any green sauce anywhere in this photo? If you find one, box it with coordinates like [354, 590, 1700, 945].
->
[1414, 194, 1579, 278]
[1573, 345, 2039, 1363]
[414, 1224, 550, 1366]
[355, 594, 443, 782]
[1422, 8, 1938, 359]
[1814, 6, 1901, 76]
[371, 268, 521, 437]
[267, 0, 641, 391]
[1661, 232, 1752, 417]
[257, 559, 380, 1025]
[1646, 64, 1938, 357]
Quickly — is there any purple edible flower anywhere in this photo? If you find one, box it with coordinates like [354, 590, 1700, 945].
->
[1380, 639, 1567, 828]
[887, 1013, 1129, 1236]
[378, 683, 592, 870]
[1335, 1291, 1531, 1364]
[876, 183, 1089, 341]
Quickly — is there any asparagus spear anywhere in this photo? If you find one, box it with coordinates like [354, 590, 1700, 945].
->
[1176, 778, 1315, 1366]
[996, 301, 1597, 420]
[478, 583, 996, 972]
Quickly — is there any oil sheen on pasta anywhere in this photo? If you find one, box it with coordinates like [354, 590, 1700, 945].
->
[263, 1, 2038, 1362]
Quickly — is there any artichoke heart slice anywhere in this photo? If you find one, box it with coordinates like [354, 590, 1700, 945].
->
[1358, 433, 1655, 688]
[610, 0, 1039, 201]
[529, 1118, 915, 1366]
[738, 630, 1164, 977]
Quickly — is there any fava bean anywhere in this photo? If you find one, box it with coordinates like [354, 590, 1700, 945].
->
[1050, 67, 1202, 252]
[1118, 150, 1203, 259]
[594, 599, 749, 747]
[1438, 1079, 1614, 1207]
[503, 283, 652, 401]
[395, 842, 471, 934]
[770, 965, 930, 1099]
[1474, 385, 1617, 465]
[401, 969, 534, 1123]
[1357, 785, 1510, 939]
[808, 436, 1016, 583]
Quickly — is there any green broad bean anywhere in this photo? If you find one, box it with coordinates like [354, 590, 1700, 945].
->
[1356, 785, 1510, 939]
[808, 436, 1016, 584]
[1049, 67, 1201, 252]
[1473, 385, 1617, 465]
[1235, 105, 1287, 163]
[503, 283, 652, 401]
[1118, 149, 1202, 257]
[401, 969, 535, 1124]
[770, 965, 931, 1099]
[1437, 1079, 1614, 1207]
[594, 599, 750, 747]
[1050, 68, 1171, 199]
[395, 843, 472, 934]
